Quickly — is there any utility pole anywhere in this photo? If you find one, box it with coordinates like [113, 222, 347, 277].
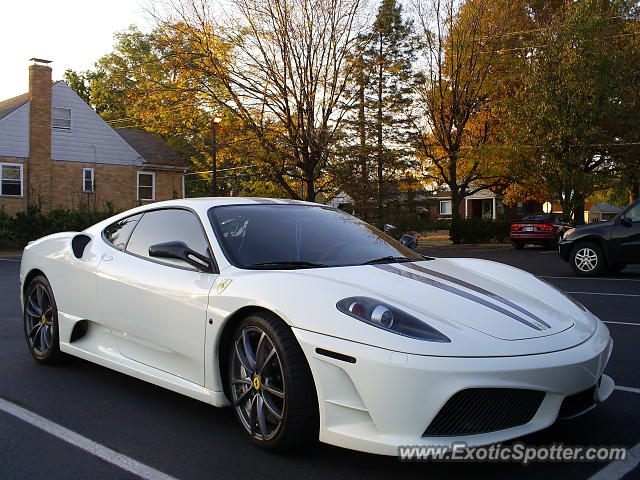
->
[211, 115, 223, 196]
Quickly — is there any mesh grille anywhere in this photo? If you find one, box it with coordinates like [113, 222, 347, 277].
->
[423, 388, 545, 437]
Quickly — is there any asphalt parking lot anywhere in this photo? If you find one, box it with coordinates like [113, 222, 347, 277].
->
[0, 246, 638, 480]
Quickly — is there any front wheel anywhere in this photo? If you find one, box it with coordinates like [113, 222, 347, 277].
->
[227, 312, 318, 451]
[570, 242, 605, 276]
[23, 275, 63, 363]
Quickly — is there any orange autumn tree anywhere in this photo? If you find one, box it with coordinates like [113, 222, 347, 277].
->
[413, 0, 520, 233]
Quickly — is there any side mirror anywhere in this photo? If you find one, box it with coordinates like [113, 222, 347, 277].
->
[400, 234, 418, 250]
[620, 216, 632, 228]
[149, 241, 212, 272]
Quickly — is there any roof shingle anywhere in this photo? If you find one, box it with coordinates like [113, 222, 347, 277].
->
[0, 92, 29, 120]
[115, 128, 187, 168]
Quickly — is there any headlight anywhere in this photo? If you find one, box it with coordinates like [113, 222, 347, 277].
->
[563, 228, 576, 239]
[336, 296, 450, 342]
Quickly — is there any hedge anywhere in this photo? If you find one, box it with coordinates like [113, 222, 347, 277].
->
[449, 218, 511, 244]
[0, 205, 116, 249]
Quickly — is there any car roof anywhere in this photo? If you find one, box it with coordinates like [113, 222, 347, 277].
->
[156, 197, 321, 210]
[89, 197, 323, 229]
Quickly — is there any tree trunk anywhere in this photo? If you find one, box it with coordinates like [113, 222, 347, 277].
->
[451, 188, 461, 223]
[558, 193, 572, 223]
[574, 196, 585, 225]
[376, 33, 384, 228]
[305, 175, 316, 202]
[358, 58, 368, 221]
[630, 177, 639, 203]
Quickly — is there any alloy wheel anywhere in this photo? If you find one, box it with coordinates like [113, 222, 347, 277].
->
[230, 326, 285, 441]
[25, 283, 54, 355]
[574, 247, 598, 272]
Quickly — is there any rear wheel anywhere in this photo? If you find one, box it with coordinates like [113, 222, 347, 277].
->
[227, 312, 318, 451]
[570, 242, 605, 276]
[23, 275, 63, 363]
[513, 242, 525, 250]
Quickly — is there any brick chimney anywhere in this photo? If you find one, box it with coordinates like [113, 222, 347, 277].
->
[28, 58, 53, 209]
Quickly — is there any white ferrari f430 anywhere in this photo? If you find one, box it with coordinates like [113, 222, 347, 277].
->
[19, 198, 614, 454]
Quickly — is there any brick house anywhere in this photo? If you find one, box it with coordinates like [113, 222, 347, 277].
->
[0, 59, 187, 216]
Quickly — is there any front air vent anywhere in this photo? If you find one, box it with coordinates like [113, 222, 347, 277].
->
[423, 388, 545, 437]
[70, 320, 89, 342]
[558, 385, 596, 420]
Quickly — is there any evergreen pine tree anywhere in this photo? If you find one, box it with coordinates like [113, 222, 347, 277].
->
[336, 0, 419, 225]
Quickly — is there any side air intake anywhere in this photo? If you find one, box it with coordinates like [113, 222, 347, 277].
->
[71, 234, 91, 259]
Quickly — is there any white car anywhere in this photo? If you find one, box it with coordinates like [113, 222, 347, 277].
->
[19, 198, 614, 455]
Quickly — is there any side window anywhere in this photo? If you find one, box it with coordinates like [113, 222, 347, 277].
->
[126, 209, 210, 269]
[103, 214, 142, 251]
[625, 203, 640, 223]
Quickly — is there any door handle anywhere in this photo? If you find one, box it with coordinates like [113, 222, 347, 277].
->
[102, 254, 113, 261]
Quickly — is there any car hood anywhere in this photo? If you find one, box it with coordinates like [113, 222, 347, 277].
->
[576, 219, 615, 232]
[219, 258, 601, 356]
[298, 259, 576, 341]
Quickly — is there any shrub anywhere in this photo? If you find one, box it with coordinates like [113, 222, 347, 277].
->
[0, 205, 117, 249]
[449, 218, 511, 244]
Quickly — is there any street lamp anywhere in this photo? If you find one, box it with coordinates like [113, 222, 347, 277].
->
[211, 115, 223, 196]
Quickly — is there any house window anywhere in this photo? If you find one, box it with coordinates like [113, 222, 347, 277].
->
[137, 172, 155, 201]
[52, 107, 71, 130]
[83, 168, 95, 192]
[0, 163, 23, 197]
[440, 200, 452, 215]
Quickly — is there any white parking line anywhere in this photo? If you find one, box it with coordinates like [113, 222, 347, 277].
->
[615, 385, 640, 394]
[566, 291, 640, 298]
[0, 258, 20, 262]
[604, 321, 640, 327]
[588, 441, 640, 480]
[0, 397, 177, 480]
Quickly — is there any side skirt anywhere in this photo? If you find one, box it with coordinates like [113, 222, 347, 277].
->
[60, 342, 231, 408]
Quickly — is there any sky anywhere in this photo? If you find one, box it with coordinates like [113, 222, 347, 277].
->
[0, 0, 149, 100]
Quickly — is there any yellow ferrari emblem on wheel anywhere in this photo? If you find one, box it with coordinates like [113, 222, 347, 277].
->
[253, 376, 261, 390]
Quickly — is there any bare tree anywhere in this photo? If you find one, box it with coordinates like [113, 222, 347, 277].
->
[412, 0, 516, 224]
[150, 0, 366, 201]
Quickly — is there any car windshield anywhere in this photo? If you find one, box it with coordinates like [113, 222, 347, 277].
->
[208, 204, 424, 269]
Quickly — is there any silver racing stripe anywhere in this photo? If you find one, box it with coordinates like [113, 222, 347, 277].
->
[374, 264, 546, 331]
[402, 263, 551, 329]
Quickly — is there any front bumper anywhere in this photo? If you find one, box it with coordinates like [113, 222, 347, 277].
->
[558, 240, 573, 261]
[293, 321, 613, 456]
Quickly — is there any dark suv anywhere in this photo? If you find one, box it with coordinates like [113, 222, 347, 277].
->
[558, 199, 640, 276]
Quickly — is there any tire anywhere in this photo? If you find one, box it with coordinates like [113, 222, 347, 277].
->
[570, 241, 605, 276]
[606, 263, 626, 274]
[513, 242, 525, 250]
[23, 275, 63, 364]
[227, 311, 318, 452]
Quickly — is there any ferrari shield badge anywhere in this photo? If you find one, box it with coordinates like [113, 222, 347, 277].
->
[216, 279, 233, 295]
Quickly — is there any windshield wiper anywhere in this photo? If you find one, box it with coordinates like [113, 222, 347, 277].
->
[362, 256, 414, 265]
[246, 261, 327, 269]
